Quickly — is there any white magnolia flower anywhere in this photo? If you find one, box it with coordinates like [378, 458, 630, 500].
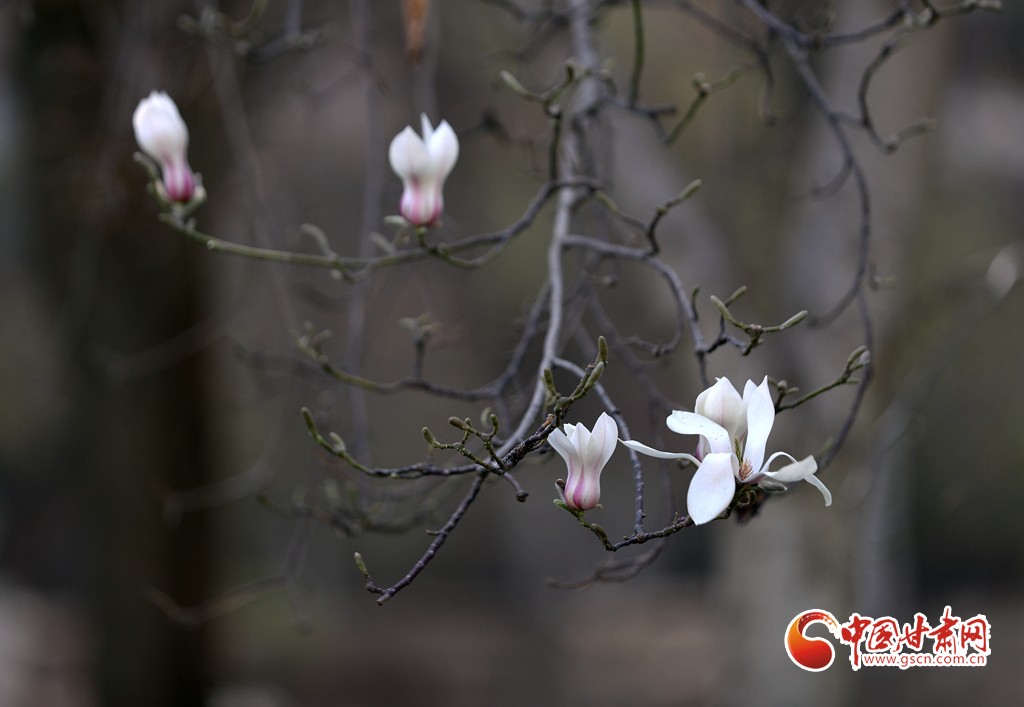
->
[548, 412, 618, 511]
[132, 91, 195, 203]
[388, 114, 459, 226]
[622, 377, 831, 525]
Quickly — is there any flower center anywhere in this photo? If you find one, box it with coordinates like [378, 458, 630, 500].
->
[738, 458, 754, 481]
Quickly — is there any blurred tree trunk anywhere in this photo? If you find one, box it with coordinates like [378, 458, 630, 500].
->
[716, 2, 953, 705]
[21, 2, 212, 704]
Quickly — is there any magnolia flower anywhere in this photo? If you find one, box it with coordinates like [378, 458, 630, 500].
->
[388, 114, 459, 226]
[622, 377, 831, 525]
[549, 412, 618, 512]
[132, 91, 195, 203]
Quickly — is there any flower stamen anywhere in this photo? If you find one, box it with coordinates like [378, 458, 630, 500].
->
[738, 458, 754, 481]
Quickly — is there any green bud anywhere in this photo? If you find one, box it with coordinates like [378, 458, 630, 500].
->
[301, 407, 315, 431]
[710, 295, 730, 318]
[847, 345, 869, 368]
[725, 285, 747, 305]
[543, 368, 557, 395]
[678, 179, 702, 201]
[585, 361, 605, 389]
[449, 416, 471, 430]
[779, 310, 808, 330]
[353, 552, 369, 578]
[312, 329, 333, 347]
[597, 335, 608, 363]
[328, 433, 346, 453]
[500, 70, 531, 98]
[323, 478, 342, 508]
[917, 117, 938, 133]
[300, 223, 331, 253]
[370, 231, 395, 254]
[422, 427, 439, 446]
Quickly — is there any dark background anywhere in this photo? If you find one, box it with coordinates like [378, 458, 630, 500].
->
[0, 1, 1021, 705]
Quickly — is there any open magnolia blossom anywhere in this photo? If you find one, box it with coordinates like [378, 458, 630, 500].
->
[622, 377, 831, 525]
[548, 412, 618, 512]
[132, 91, 195, 203]
[388, 114, 459, 226]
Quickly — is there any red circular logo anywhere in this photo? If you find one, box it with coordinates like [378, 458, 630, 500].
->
[785, 610, 840, 671]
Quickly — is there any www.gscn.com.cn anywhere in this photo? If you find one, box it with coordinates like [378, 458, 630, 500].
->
[861, 652, 988, 668]
[784, 606, 991, 672]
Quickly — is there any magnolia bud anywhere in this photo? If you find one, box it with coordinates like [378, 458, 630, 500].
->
[547, 412, 618, 512]
[388, 114, 459, 226]
[132, 91, 196, 203]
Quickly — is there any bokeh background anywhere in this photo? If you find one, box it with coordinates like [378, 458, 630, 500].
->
[0, 0, 1021, 705]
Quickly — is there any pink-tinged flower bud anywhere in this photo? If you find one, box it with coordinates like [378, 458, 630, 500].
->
[132, 91, 195, 203]
[548, 412, 618, 511]
[388, 114, 459, 226]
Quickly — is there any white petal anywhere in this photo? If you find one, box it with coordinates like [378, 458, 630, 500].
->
[803, 473, 833, 507]
[427, 120, 459, 181]
[743, 377, 775, 476]
[388, 126, 431, 180]
[420, 113, 434, 139]
[762, 455, 832, 506]
[695, 377, 744, 440]
[695, 388, 709, 412]
[620, 440, 701, 466]
[133, 91, 189, 164]
[547, 428, 581, 469]
[741, 378, 759, 405]
[667, 411, 731, 455]
[755, 376, 772, 401]
[687, 452, 738, 525]
[572, 420, 590, 459]
[761, 450, 798, 474]
[763, 454, 816, 483]
[585, 413, 618, 474]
